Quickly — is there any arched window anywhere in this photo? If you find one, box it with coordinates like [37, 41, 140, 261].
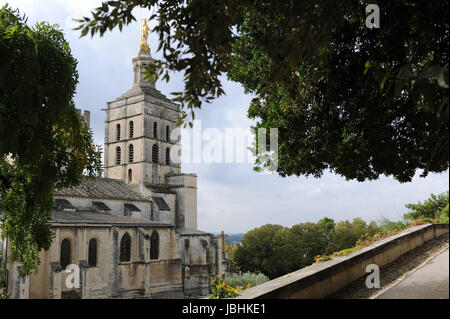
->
[128, 169, 132, 183]
[116, 147, 121, 164]
[153, 122, 158, 138]
[166, 125, 170, 141]
[120, 233, 131, 262]
[88, 239, 97, 267]
[116, 124, 121, 141]
[60, 239, 71, 269]
[129, 144, 134, 163]
[165, 147, 170, 165]
[129, 121, 134, 138]
[152, 144, 159, 163]
[150, 231, 159, 260]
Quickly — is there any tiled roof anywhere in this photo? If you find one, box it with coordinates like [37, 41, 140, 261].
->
[51, 210, 170, 226]
[54, 177, 148, 202]
[176, 227, 212, 236]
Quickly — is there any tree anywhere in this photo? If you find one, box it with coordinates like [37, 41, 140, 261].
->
[77, 0, 448, 181]
[233, 223, 324, 279]
[436, 204, 449, 223]
[230, 1, 449, 182]
[0, 5, 102, 275]
[326, 221, 355, 253]
[403, 190, 449, 222]
[233, 224, 285, 279]
[223, 242, 240, 273]
[367, 221, 382, 236]
[317, 217, 336, 242]
[232, 217, 381, 279]
[0, 250, 7, 299]
[351, 218, 369, 240]
[283, 222, 329, 270]
[325, 218, 381, 254]
[378, 217, 408, 231]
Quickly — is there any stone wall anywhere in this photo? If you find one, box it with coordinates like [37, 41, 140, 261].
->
[167, 174, 198, 230]
[20, 224, 182, 299]
[180, 233, 219, 297]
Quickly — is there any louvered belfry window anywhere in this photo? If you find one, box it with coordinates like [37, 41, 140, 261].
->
[153, 122, 158, 138]
[129, 121, 134, 138]
[116, 147, 121, 164]
[152, 144, 159, 163]
[116, 124, 121, 141]
[129, 144, 134, 163]
[166, 147, 170, 165]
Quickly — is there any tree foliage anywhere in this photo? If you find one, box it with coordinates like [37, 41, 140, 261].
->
[224, 242, 240, 273]
[0, 250, 7, 299]
[231, 191, 447, 279]
[230, 1, 449, 182]
[0, 5, 102, 275]
[324, 218, 380, 254]
[403, 190, 449, 222]
[223, 272, 269, 289]
[233, 218, 381, 279]
[77, 0, 449, 181]
[378, 217, 408, 232]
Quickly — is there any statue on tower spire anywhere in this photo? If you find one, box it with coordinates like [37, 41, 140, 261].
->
[139, 19, 151, 56]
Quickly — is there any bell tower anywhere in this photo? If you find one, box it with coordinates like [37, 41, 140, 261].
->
[104, 20, 181, 185]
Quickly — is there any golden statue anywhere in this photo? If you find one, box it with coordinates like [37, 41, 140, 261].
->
[139, 19, 151, 56]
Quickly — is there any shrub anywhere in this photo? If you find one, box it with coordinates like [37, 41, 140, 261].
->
[224, 272, 269, 288]
[410, 218, 437, 226]
[209, 275, 241, 299]
[313, 218, 444, 264]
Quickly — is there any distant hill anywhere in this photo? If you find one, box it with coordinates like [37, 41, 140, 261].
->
[212, 232, 244, 245]
[226, 233, 244, 245]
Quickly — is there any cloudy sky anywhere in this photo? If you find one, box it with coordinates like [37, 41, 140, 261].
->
[5, 0, 449, 233]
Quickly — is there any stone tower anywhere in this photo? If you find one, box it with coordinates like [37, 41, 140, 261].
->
[104, 24, 198, 231]
[104, 42, 181, 185]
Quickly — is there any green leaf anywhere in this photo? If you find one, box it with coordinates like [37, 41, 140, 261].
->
[437, 69, 448, 88]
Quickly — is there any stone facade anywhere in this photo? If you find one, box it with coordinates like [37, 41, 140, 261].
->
[0, 48, 227, 299]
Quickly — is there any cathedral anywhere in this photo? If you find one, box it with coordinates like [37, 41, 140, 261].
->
[0, 21, 227, 299]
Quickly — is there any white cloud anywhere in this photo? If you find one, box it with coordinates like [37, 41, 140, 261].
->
[306, 187, 322, 198]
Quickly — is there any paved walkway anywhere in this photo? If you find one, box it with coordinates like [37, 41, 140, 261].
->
[375, 248, 449, 299]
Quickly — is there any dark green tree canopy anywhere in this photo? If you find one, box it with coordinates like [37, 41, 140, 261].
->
[403, 190, 449, 222]
[0, 5, 102, 274]
[77, 0, 448, 182]
[231, 1, 449, 182]
[233, 218, 382, 279]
